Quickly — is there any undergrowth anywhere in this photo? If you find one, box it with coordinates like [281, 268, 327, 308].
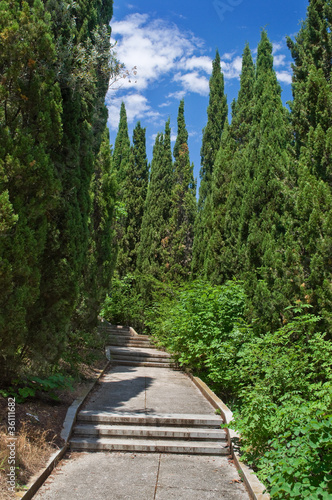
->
[145, 279, 332, 499]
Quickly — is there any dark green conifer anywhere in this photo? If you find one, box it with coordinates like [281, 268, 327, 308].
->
[0, 0, 62, 379]
[288, 0, 332, 333]
[168, 100, 196, 281]
[137, 120, 173, 279]
[116, 122, 149, 276]
[238, 31, 297, 329]
[192, 50, 228, 275]
[72, 127, 117, 331]
[113, 102, 131, 186]
[205, 43, 255, 283]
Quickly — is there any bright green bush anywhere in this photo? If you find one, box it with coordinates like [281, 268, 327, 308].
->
[148, 279, 252, 396]
[148, 281, 332, 498]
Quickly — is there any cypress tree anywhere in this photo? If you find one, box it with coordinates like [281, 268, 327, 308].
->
[238, 31, 297, 330]
[288, 0, 332, 333]
[24, 0, 114, 368]
[0, 0, 62, 379]
[71, 127, 117, 331]
[137, 120, 173, 280]
[168, 100, 196, 281]
[192, 50, 228, 275]
[113, 102, 131, 186]
[116, 121, 149, 276]
[205, 43, 255, 283]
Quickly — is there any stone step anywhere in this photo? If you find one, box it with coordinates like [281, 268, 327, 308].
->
[109, 348, 171, 358]
[77, 412, 223, 428]
[113, 360, 176, 368]
[73, 424, 227, 441]
[109, 341, 156, 348]
[111, 354, 172, 363]
[101, 326, 131, 333]
[108, 334, 151, 340]
[70, 437, 228, 455]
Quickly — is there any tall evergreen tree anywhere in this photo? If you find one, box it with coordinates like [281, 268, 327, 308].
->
[116, 121, 149, 276]
[137, 120, 173, 280]
[0, 0, 62, 379]
[71, 127, 117, 331]
[192, 50, 228, 275]
[168, 100, 196, 281]
[205, 43, 255, 283]
[0, 0, 115, 378]
[113, 102, 131, 186]
[288, 0, 332, 333]
[237, 31, 297, 329]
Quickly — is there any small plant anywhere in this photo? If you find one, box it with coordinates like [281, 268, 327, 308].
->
[0, 374, 73, 403]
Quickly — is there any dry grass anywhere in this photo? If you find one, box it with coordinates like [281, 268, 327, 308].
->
[0, 423, 55, 498]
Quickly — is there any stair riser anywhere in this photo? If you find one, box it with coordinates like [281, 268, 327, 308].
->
[108, 335, 150, 340]
[70, 441, 228, 455]
[77, 415, 222, 427]
[111, 355, 172, 363]
[73, 428, 226, 440]
[113, 361, 176, 368]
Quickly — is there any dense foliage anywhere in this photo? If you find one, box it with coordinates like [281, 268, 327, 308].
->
[0, 0, 116, 381]
[104, 2, 331, 497]
[1, 0, 331, 498]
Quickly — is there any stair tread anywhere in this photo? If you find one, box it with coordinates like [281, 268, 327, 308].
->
[73, 424, 226, 438]
[78, 411, 222, 424]
[70, 437, 228, 454]
[109, 346, 170, 356]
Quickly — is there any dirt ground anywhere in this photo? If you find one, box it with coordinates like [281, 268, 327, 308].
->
[0, 359, 108, 499]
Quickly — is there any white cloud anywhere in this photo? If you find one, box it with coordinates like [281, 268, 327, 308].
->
[276, 71, 292, 84]
[272, 42, 283, 54]
[158, 101, 172, 108]
[221, 51, 236, 61]
[274, 54, 286, 67]
[220, 56, 242, 79]
[107, 93, 161, 131]
[173, 72, 210, 96]
[180, 55, 212, 74]
[167, 90, 187, 100]
[110, 14, 202, 93]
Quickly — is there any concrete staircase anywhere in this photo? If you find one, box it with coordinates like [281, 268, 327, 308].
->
[69, 323, 228, 456]
[70, 412, 228, 455]
[103, 324, 177, 368]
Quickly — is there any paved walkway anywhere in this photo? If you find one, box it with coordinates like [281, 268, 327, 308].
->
[34, 365, 249, 499]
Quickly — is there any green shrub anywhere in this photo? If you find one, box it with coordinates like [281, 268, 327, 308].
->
[148, 279, 252, 396]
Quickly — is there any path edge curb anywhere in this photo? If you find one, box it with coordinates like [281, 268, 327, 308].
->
[186, 371, 270, 500]
[18, 360, 110, 500]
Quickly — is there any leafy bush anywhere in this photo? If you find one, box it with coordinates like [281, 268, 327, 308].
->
[0, 374, 73, 403]
[101, 272, 175, 333]
[148, 279, 252, 396]
[148, 280, 332, 498]
[260, 412, 332, 499]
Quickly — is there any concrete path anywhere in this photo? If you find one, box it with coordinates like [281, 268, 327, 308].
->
[82, 365, 216, 414]
[34, 365, 250, 499]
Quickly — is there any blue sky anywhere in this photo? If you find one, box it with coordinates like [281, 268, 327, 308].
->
[106, 0, 309, 183]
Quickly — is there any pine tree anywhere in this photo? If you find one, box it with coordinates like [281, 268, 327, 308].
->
[168, 100, 196, 281]
[116, 121, 149, 276]
[288, 0, 332, 333]
[137, 120, 173, 280]
[192, 50, 228, 275]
